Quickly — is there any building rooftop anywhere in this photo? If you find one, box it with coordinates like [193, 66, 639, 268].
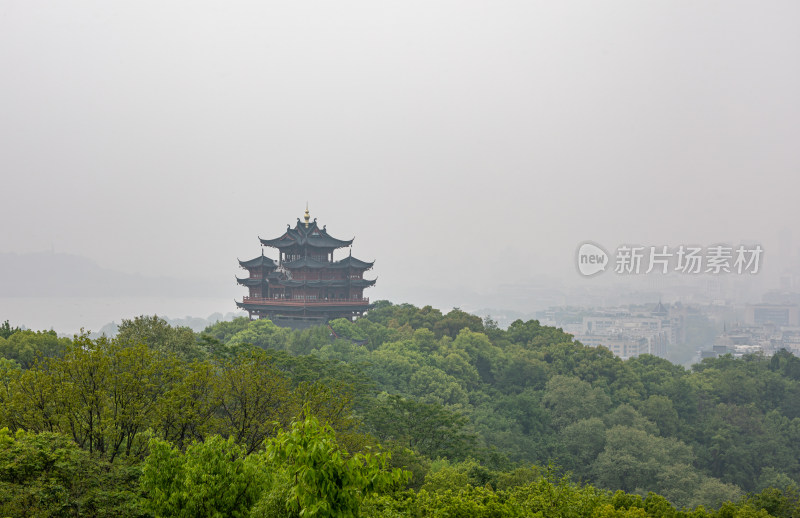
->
[260, 218, 353, 250]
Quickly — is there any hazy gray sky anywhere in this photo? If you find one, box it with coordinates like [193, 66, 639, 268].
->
[1, 1, 798, 305]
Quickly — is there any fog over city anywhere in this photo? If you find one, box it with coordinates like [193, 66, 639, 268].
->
[1, 1, 798, 331]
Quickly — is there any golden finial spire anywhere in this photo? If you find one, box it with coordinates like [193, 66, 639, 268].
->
[304, 203, 310, 228]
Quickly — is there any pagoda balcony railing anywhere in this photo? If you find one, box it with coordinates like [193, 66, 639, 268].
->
[242, 297, 370, 306]
[291, 275, 347, 281]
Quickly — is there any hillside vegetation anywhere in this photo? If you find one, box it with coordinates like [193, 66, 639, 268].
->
[1, 302, 799, 517]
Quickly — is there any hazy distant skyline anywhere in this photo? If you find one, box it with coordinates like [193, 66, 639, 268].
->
[2, 1, 798, 309]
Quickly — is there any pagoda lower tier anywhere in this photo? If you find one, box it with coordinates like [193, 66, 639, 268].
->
[236, 297, 372, 322]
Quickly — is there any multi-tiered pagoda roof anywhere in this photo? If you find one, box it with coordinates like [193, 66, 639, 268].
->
[236, 208, 375, 328]
[259, 220, 353, 251]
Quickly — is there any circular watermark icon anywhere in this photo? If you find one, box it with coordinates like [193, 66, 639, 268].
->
[576, 241, 609, 277]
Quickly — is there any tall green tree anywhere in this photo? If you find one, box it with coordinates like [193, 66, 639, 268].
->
[0, 329, 69, 368]
[117, 315, 202, 360]
[155, 359, 218, 449]
[0, 428, 145, 517]
[0, 320, 20, 339]
[264, 409, 408, 518]
[214, 349, 294, 453]
[141, 435, 266, 518]
[542, 375, 612, 430]
[56, 335, 112, 455]
[366, 395, 476, 460]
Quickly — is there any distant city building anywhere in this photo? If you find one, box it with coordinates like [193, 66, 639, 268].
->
[708, 320, 800, 358]
[570, 302, 675, 360]
[543, 298, 800, 362]
[236, 208, 375, 328]
[576, 334, 654, 360]
[745, 304, 800, 327]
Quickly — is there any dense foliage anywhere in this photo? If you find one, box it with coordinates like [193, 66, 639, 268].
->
[1, 305, 800, 516]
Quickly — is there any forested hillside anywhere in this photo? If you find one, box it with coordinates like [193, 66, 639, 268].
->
[1, 302, 800, 517]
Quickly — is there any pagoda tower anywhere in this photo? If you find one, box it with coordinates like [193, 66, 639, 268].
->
[236, 207, 376, 328]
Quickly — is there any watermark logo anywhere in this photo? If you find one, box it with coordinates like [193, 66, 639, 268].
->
[576, 242, 763, 277]
[576, 242, 609, 277]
